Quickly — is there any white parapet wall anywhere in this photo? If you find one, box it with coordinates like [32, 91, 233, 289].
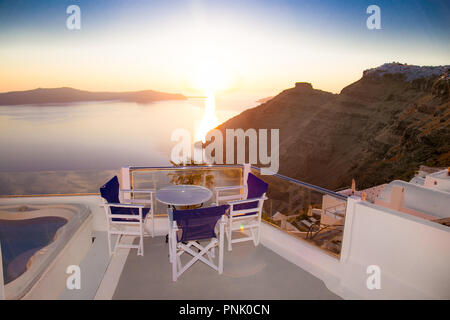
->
[377, 180, 450, 219]
[260, 196, 450, 299]
[340, 197, 450, 299]
[424, 169, 450, 193]
[259, 221, 346, 295]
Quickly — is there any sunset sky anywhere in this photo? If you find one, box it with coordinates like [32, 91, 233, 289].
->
[0, 0, 449, 96]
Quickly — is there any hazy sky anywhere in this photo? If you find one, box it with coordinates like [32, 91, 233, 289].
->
[0, 0, 449, 96]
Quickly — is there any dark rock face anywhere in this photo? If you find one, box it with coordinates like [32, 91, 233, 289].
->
[214, 64, 450, 190]
[295, 82, 313, 90]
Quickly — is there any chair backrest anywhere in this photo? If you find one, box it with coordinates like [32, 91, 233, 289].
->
[173, 205, 229, 242]
[100, 176, 120, 204]
[246, 173, 268, 199]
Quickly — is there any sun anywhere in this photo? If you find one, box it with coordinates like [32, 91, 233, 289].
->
[191, 60, 232, 93]
[191, 60, 233, 143]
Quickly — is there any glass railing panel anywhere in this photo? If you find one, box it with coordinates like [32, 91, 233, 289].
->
[130, 166, 243, 215]
[250, 168, 347, 258]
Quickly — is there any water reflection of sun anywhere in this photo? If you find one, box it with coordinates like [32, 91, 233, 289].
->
[192, 61, 232, 142]
[196, 91, 219, 142]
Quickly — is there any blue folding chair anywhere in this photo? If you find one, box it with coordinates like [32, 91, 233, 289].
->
[169, 205, 229, 281]
[100, 176, 155, 256]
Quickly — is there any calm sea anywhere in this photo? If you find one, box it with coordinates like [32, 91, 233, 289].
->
[0, 96, 258, 172]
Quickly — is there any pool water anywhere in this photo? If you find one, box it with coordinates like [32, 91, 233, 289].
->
[0, 216, 67, 284]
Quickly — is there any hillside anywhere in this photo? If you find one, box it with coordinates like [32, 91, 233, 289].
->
[215, 63, 450, 190]
[0, 87, 186, 105]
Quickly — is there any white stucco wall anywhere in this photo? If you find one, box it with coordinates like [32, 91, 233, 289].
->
[340, 198, 450, 299]
[424, 169, 450, 193]
[378, 180, 450, 219]
[260, 196, 450, 299]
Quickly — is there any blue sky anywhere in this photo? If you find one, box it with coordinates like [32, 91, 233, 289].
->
[0, 0, 449, 94]
[1, 0, 448, 38]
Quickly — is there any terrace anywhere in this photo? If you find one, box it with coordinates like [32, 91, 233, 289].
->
[0, 165, 449, 300]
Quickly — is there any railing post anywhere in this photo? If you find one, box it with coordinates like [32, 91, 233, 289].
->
[120, 166, 131, 202]
[243, 163, 251, 198]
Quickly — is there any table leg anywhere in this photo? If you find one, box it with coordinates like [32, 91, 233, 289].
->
[165, 205, 172, 243]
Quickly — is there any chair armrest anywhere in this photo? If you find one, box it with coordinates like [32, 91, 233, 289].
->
[215, 185, 245, 192]
[127, 199, 152, 205]
[102, 202, 145, 209]
[215, 185, 246, 203]
[120, 189, 154, 205]
[228, 196, 267, 206]
[120, 189, 155, 194]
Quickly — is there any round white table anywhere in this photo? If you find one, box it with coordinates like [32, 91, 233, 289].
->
[155, 184, 213, 207]
[156, 185, 213, 243]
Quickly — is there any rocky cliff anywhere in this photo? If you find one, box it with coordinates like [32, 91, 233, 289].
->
[215, 63, 450, 190]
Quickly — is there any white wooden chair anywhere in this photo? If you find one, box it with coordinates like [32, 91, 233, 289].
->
[100, 176, 155, 256]
[226, 194, 267, 251]
[168, 205, 228, 281]
[216, 172, 269, 251]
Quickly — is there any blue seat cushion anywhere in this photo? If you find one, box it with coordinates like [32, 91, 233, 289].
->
[110, 206, 150, 222]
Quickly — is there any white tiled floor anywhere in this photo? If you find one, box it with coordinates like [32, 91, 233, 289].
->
[113, 236, 341, 300]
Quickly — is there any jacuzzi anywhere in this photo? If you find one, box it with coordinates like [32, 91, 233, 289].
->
[0, 203, 92, 299]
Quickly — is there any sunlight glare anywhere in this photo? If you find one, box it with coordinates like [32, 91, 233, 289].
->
[192, 60, 232, 93]
[195, 91, 219, 143]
